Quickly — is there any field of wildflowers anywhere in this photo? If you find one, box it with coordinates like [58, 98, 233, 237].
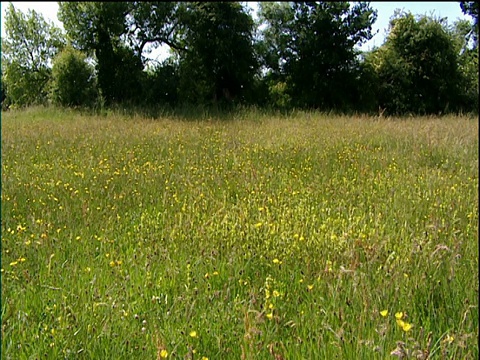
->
[1, 107, 478, 359]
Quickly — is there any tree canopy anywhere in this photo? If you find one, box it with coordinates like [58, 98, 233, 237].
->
[1, 1, 478, 115]
[460, 1, 478, 47]
[2, 3, 65, 107]
[49, 45, 96, 107]
[368, 11, 466, 115]
[176, 2, 258, 105]
[257, 2, 377, 110]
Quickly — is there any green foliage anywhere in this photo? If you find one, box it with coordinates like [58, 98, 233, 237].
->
[142, 59, 180, 107]
[108, 45, 145, 105]
[258, 2, 377, 110]
[370, 12, 468, 115]
[58, 2, 131, 53]
[58, 2, 143, 105]
[1, 4, 65, 107]
[176, 2, 258, 106]
[460, 1, 478, 47]
[354, 55, 381, 114]
[49, 45, 97, 107]
[127, 2, 183, 58]
[267, 80, 291, 110]
[457, 49, 479, 112]
[2, 1, 477, 114]
[255, 2, 295, 77]
[450, 19, 479, 112]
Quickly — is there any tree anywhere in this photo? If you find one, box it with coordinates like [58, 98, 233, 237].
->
[255, 2, 295, 79]
[58, 2, 260, 108]
[58, 2, 145, 105]
[141, 59, 180, 108]
[58, 2, 189, 106]
[257, 2, 377, 111]
[449, 19, 479, 112]
[176, 2, 258, 106]
[58, 2, 131, 53]
[125, 2, 185, 61]
[460, 1, 478, 48]
[369, 11, 466, 115]
[1, 4, 65, 107]
[49, 45, 97, 107]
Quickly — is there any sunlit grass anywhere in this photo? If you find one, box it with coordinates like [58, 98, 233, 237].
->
[1, 106, 478, 359]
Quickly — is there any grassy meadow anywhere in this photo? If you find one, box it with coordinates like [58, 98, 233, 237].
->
[1, 107, 478, 359]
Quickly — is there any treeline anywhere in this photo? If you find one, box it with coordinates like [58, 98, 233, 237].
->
[1, 2, 478, 116]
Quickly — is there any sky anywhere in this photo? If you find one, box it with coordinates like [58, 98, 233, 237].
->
[0, 1, 473, 61]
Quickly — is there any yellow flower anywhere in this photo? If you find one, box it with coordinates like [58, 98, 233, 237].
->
[265, 289, 270, 299]
[160, 349, 168, 358]
[395, 312, 403, 320]
[266, 312, 273, 320]
[380, 310, 388, 317]
[189, 331, 197, 338]
[272, 258, 282, 264]
[307, 284, 314, 291]
[396, 318, 412, 332]
[272, 290, 280, 297]
[10, 261, 18, 266]
[443, 334, 455, 344]
[255, 222, 263, 228]
[201, 357, 209, 360]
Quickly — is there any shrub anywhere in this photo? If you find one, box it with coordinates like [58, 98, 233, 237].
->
[49, 45, 97, 107]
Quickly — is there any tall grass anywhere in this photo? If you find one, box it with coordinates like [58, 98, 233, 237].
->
[1, 107, 478, 359]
